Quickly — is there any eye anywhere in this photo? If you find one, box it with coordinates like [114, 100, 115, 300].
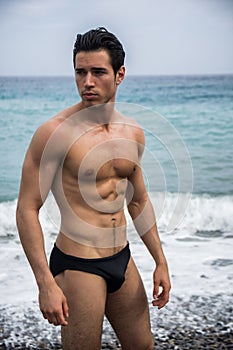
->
[75, 69, 86, 76]
[93, 69, 106, 76]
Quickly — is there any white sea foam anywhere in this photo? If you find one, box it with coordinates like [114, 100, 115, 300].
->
[0, 193, 232, 304]
[1, 193, 233, 238]
[151, 192, 233, 235]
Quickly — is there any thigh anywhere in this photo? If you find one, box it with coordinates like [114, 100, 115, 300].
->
[55, 270, 107, 350]
[105, 257, 154, 350]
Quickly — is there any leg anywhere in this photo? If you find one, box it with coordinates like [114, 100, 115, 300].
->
[105, 257, 154, 350]
[55, 270, 107, 350]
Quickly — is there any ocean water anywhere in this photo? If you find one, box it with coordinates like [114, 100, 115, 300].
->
[0, 74, 233, 310]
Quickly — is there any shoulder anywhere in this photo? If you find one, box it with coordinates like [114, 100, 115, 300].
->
[29, 103, 82, 160]
[117, 114, 145, 160]
[36, 103, 81, 138]
[30, 117, 64, 157]
[123, 116, 145, 145]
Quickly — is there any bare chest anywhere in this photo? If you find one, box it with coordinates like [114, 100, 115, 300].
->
[63, 134, 139, 181]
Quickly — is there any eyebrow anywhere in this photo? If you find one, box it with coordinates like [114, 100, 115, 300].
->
[93, 67, 108, 72]
[75, 67, 108, 72]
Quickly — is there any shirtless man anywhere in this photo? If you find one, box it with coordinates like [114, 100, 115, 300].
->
[16, 27, 171, 350]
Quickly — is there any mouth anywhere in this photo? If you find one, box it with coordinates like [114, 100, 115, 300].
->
[82, 92, 98, 99]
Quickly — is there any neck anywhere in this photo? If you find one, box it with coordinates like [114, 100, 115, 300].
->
[79, 102, 116, 126]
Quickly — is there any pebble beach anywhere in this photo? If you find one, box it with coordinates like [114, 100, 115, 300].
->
[1, 294, 232, 349]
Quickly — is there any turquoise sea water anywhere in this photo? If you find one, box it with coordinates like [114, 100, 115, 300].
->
[0, 75, 232, 202]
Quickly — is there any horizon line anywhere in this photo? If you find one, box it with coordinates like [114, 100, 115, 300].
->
[0, 72, 233, 78]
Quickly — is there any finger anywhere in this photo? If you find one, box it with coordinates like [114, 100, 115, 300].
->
[152, 291, 169, 309]
[47, 314, 57, 325]
[152, 298, 166, 308]
[153, 283, 160, 299]
[43, 310, 63, 326]
[63, 299, 69, 319]
[56, 310, 68, 326]
[41, 311, 48, 320]
[59, 317, 68, 326]
[55, 315, 65, 326]
[152, 299, 168, 309]
[153, 284, 162, 299]
[43, 312, 55, 324]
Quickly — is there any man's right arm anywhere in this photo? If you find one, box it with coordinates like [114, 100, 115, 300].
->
[16, 121, 69, 326]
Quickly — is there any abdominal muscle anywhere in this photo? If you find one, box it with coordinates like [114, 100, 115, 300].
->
[56, 217, 127, 259]
[53, 175, 128, 258]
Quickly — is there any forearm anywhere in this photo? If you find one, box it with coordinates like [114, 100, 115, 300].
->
[140, 228, 168, 266]
[16, 206, 54, 288]
[16, 205, 69, 326]
[128, 196, 167, 266]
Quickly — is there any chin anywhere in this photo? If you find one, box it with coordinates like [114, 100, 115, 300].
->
[82, 100, 98, 108]
[83, 100, 105, 109]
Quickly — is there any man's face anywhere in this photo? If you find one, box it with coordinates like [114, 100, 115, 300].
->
[74, 49, 125, 108]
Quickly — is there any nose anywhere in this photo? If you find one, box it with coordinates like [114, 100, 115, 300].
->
[84, 72, 94, 88]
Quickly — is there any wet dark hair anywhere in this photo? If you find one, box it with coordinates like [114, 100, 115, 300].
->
[73, 27, 125, 75]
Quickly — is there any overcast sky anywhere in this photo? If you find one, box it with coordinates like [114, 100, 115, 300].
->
[0, 0, 233, 76]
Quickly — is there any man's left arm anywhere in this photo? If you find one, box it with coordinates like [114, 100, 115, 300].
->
[126, 155, 171, 309]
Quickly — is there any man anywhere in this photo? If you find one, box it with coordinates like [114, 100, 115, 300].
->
[16, 27, 171, 350]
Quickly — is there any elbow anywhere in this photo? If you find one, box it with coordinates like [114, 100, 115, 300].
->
[16, 200, 39, 227]
[127, 196, 148, 219]
[16, 200, 22, 220]
[16, 203, 26, 229]
[16, 204, 24, 234]
[127, 193, 149, 211]
[16, 203, 25, 223]
[127, 200, 139, 217]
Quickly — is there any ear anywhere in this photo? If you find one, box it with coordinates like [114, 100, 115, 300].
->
[116, 66, 125, 85]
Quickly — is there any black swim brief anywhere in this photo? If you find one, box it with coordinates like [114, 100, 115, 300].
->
[49, 243, 130, 293]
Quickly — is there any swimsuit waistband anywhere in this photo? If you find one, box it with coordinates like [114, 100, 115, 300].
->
[53, 242, 130, 263]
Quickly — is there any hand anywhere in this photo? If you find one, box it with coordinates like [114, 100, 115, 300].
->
[152, 264, 171, 309]
[39, 281, 69, 326]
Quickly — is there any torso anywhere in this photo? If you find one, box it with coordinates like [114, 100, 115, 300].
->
[47, 104, 141, 257]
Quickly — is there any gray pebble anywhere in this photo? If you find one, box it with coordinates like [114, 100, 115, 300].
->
[0, 294, 233, 349]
